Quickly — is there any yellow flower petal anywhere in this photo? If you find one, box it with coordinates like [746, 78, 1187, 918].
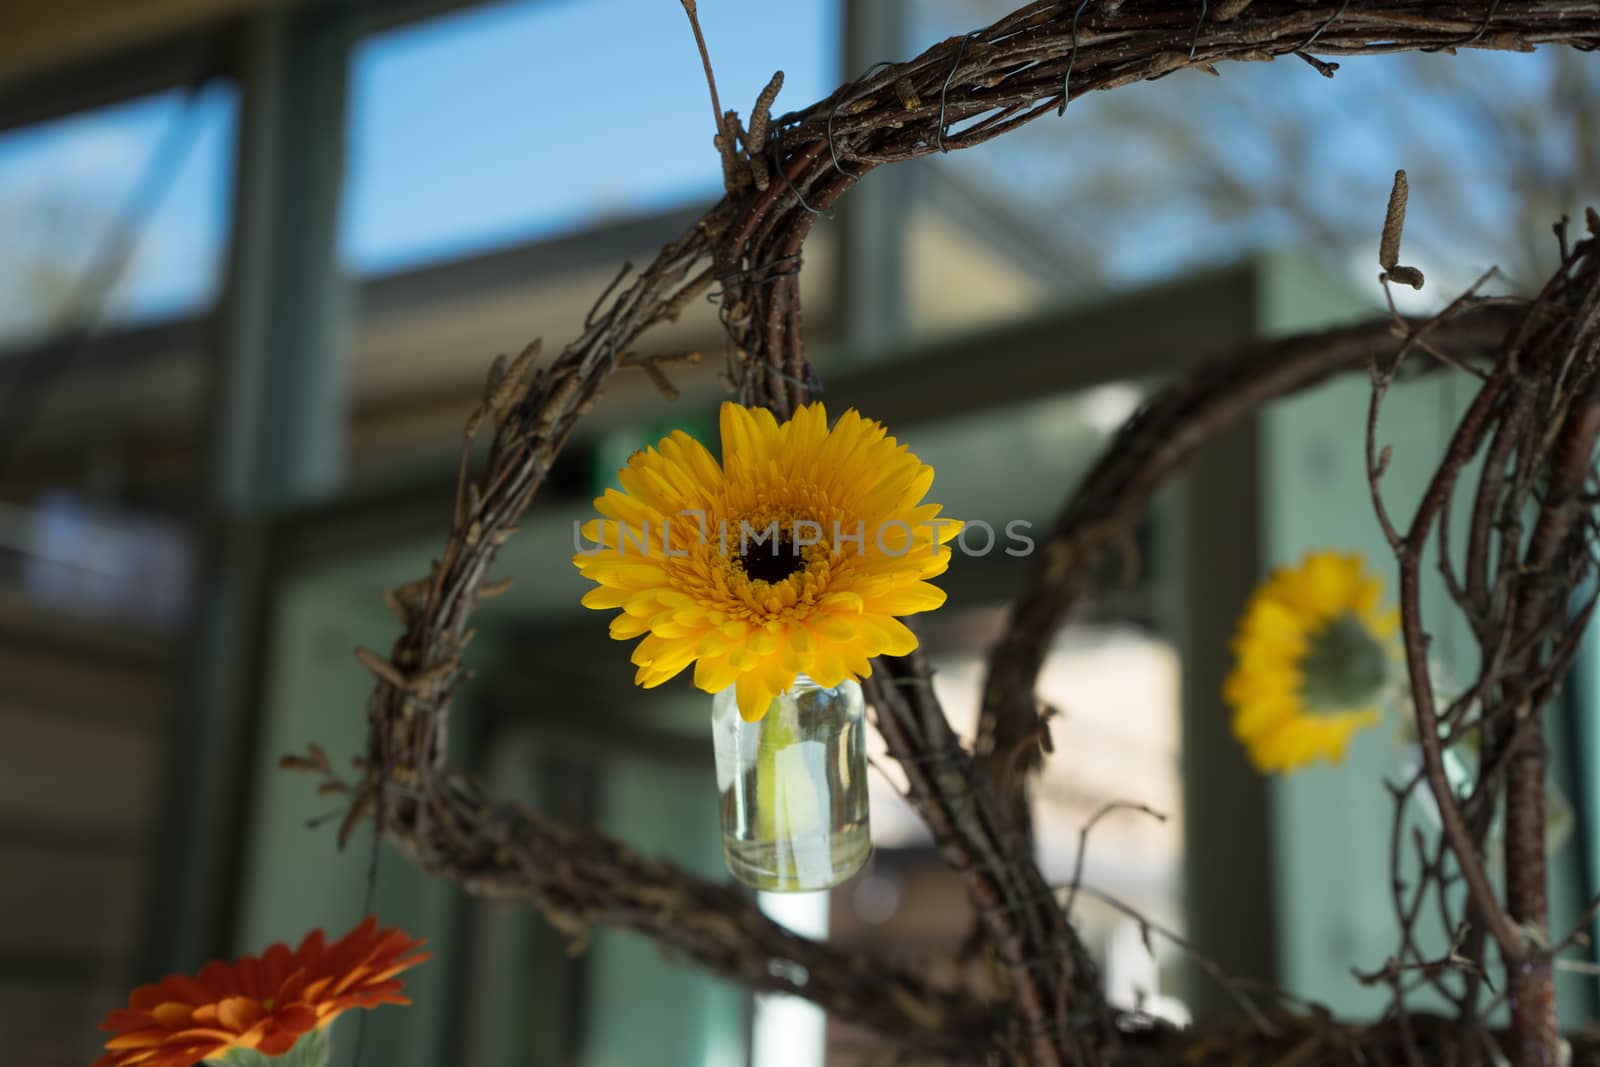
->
[867, 582, 947, 615]
[694, 655, 740, 694]
[1223, 550, 1395, 774]
[574, 402, 958, 712]
[735, 670, 778, 722]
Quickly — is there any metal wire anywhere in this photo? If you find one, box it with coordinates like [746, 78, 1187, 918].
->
[760, 360, 814, 389]
[891, 746, 973, 769]
[1058, 0, 1093, 116]
[771, 131, 831, 217]
[715, 255, 804, 291]
[827, 61, 895, 178]
[348, 810, 384, 1067]
[936, 33, 982, 152]
[1461, 0, 1504, 48]
[1152, 0, 1210, 80]
[1297, 0, 1353, 54]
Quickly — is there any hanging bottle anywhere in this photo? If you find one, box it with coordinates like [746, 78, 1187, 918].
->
[711, 675, 871, 892]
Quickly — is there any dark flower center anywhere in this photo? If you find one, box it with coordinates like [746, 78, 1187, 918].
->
[1300, 613, 1389, 712]
[741, 536, 805, 584]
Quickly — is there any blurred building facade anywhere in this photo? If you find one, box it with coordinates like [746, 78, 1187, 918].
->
[4, 2, 1600, 1066]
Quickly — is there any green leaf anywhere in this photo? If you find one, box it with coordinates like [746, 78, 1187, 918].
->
[206, 1026, 332, 1067]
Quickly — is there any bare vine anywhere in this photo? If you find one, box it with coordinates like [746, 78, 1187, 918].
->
[278, 2, 1600, 1064]
[1364, 194, 1600, 1065]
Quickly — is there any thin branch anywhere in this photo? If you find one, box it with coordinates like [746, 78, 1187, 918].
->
[678, 1, 727, 150]
[1063, 801, 1168, 923]
[1067, 882, 1283, 1037]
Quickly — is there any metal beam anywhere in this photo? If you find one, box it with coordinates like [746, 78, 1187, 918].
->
[0, 27, 230, 134]
[140, 2, 356, 977]
[213, 10, 352, 508]
[248, 261, 1273, 583]
[0, 204, 703, 379]
[0, 0, 261, 88]
[0, 0, 502, 134]
[826, 263, 1261, 429]
[1176, 411, 1277, 1013]
[833, 0, 910, 354]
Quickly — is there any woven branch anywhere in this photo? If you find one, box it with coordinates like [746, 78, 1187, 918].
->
[296, 310, 1511, 1062]
[976, 306, 1522, 806]
[360, 770, 990, 1061]
[299, 3, 1600, 1064]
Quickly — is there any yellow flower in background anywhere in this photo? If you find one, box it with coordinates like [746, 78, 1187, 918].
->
[1225, 551, 1398, 773]
[575, 402, 959, 722]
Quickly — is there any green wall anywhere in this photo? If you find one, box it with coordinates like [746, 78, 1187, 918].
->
[235, 524, 748, 1065]
[1257, 258, 1594, 1021]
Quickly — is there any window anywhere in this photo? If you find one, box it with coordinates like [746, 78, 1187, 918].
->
[837, 387, 1188, 1022]
[5, 492, 190, 630]
[853, 616, 1187, 1021]
[343, 0, 841, 274]
[0, 84, 237, 348]
[907, 0, 1600, 299]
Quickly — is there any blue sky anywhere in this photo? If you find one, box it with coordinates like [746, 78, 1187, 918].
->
[344, 0, 838, 271]
[0, 0, 837, 342]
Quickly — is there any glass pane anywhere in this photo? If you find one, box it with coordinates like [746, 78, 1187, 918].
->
[0, 84, 237, 347]
[344, 0, 841, 273]
[908, 0, 1600, 301]
[938, 625, 1186, 1016]
[846, 385, 1186, 1021]
[1, 492, 191, 630]
[1261, 370, 1597, 1019]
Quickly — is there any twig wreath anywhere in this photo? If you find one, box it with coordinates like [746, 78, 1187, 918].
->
[275, 2, 1600, 1064]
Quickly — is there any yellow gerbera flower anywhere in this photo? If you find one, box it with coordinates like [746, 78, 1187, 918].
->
[1224, 551, 1398, 773]
[574, 402, 959, 722]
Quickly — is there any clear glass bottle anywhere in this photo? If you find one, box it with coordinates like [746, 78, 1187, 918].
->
[711, 675, 871, 892]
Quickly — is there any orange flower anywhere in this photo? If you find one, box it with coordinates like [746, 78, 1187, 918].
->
[92, 917, 428, 1067]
